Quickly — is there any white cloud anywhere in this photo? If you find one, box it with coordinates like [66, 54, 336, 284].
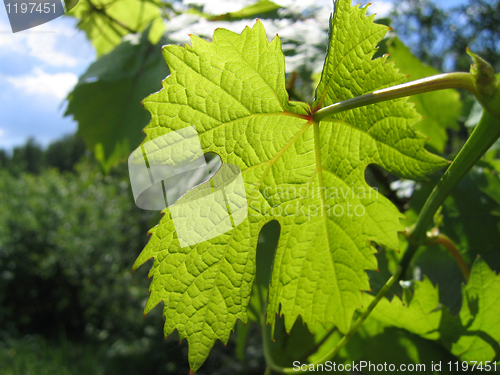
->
[7, 68, 78, 100]
[183, 0, 255, 14]
[367, 0, 393, 17]
[0, 16, 84, 67]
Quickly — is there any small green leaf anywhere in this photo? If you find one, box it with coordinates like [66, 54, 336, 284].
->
[467, 48, 498, 99]
[368, 276, 443, 340]
[449, 257, 500, 361]
[208, 0, 281, 21]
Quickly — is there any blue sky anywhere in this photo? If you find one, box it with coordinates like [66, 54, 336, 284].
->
[0, 9, 94, 149]
[0, 0, 467, 151]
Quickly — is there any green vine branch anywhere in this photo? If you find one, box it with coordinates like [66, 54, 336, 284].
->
[313, 72, 480, 122]
[400, 109, 500, 275]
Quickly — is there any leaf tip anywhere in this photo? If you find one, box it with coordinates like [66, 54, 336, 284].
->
[254, 18, 262, 27]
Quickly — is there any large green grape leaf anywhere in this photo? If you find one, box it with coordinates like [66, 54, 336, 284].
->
[367, 257, 500, 362]
[133, 1, 445, 371]
[66, 0, 164, 56]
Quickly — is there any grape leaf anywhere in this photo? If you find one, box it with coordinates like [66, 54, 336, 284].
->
[65, 27, 168, 171]
[450, 258, 500, 362]
[367, 257, 500, 362]
[368, 276, 443, 340]
[266, 303, 456, 373]
[67, 0, 164, 56]
[322, 315, 457, 374]
[133, 0, 446, 371]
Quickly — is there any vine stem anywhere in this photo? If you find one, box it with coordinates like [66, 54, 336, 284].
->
[262, 267, 402, 374]
[313, 73, 480, 122]
[400, 110, 500, 276]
